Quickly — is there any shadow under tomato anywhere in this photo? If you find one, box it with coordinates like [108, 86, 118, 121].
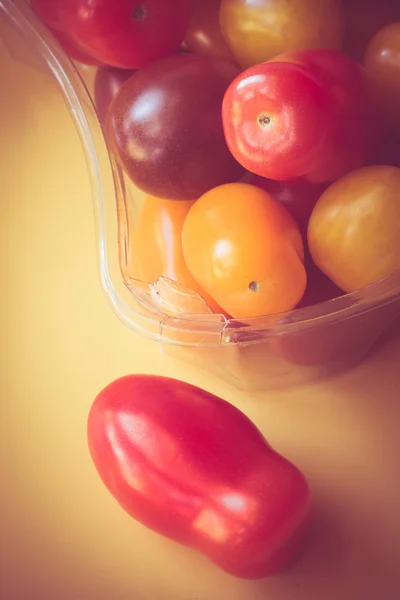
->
[368, 126, 400, 169]
[249, 174, 329, 238]
[252, 329, 400, 599]
[255, 496, 400, 600]
[296, 253, 344, 309]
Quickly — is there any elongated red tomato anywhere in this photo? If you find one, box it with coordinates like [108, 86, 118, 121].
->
[88, 375, 311, 579]
[222, 49, 381, 183]
[31, 0, 190, 69]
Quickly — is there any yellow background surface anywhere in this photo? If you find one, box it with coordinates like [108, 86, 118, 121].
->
[2, 33, 400, 600]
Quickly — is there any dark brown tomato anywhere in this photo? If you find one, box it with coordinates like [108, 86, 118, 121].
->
[250, 175, 329, 238]
[343, 0, 400, 63]
[184, 0, 234, 61]
[106, 53, 245, 200]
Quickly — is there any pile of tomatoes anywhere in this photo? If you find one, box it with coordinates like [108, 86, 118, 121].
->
[32, 0, 400, 319]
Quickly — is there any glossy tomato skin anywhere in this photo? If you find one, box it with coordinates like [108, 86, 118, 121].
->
[94, 66, 135, 126]
[87, 375, 311, 579]
[250, 175, 329, 237]
[107, 54, 245, 200]
[365, 23, 400, 130]
[31, 1, 101, 64]
[31, 0, 190, 69]
[343, 0, 400, 63]
[184, 0, 234, 61]
[31, 0, 68, 31]
[182, 183, 306, 318]
[129, 195, 224, 314]
[54, 30, 104, 65]
[222, 49, 381, 184]
[308, 165, 400, 292]
[219, 0, 344, 69]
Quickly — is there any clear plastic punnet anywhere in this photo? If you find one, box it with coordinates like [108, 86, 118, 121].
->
[3, 0, 399, 391]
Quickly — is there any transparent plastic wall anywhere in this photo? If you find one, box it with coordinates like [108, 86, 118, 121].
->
[3, 0, 400, 391]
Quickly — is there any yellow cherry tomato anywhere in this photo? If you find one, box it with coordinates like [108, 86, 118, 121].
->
[219, 0, 344, 69]
[308, 165, 400, 292]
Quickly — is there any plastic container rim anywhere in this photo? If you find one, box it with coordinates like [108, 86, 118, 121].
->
[3, 0, 400, 347]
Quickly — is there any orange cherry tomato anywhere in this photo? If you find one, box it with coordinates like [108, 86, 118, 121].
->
[184, 0, 234, 61]
[365, 22, 400, 129]
[343, 0, 400, 63]
[182, 183, 306, 319]
[308, 165, 400, 292]
[219, 0, 344, 69]
[129, 195, 223, 313]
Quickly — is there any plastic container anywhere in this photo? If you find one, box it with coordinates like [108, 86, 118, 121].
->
[4, 0, 400, 392]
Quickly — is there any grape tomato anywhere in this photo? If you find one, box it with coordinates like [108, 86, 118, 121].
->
[88, 374, 311, 579]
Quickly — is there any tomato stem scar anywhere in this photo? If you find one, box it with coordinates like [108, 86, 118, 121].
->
[249, 281, 260, 292]
[133, 5, 146, 19]
[258, 114, 271, 127]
